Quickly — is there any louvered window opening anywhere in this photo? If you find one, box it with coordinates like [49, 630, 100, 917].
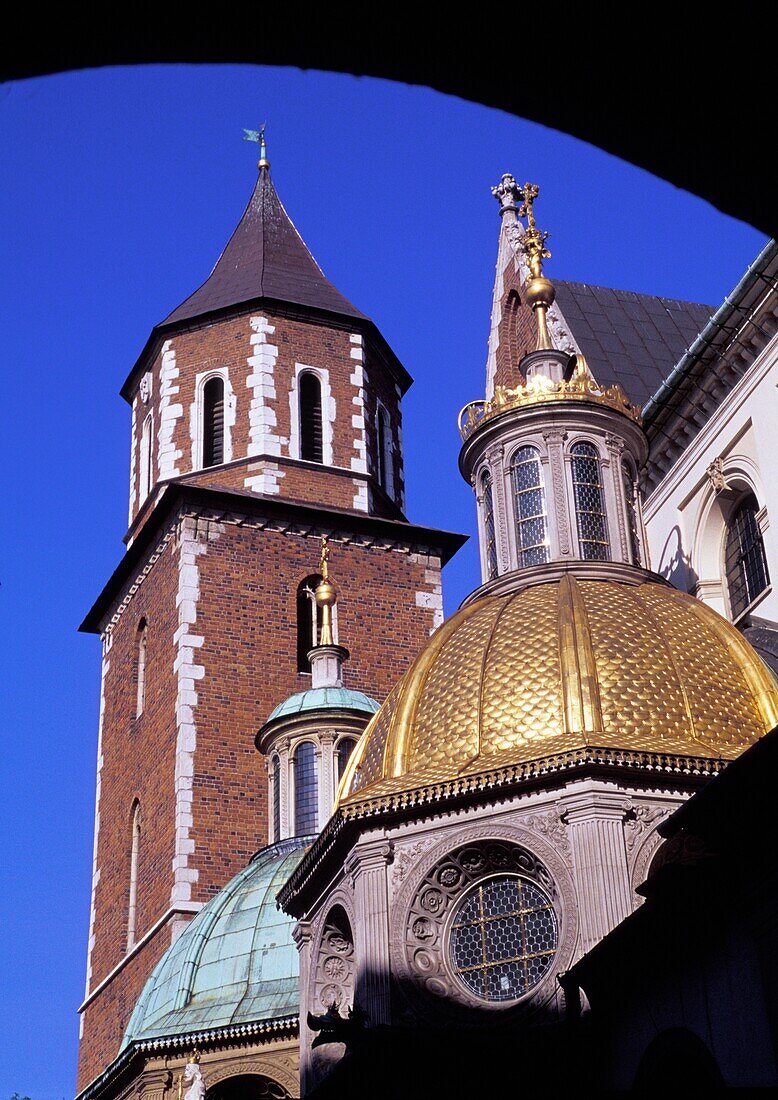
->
[481, 471, 499, 579]
[622, 462, 642, 565]
[297, 575, 324, 672]
[294, 742, 318, 835]
[203, 377, 225, 467]
[299, 373, 324, 463]
[511, 447, 550, 568]
[572, 443, 610, 561]
[377, 409, 388, 489]
[725, 494, 770, 620]
[271, 755, 281, 842]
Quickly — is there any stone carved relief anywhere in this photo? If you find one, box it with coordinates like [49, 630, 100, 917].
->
[203, 1057, 297, 1098]
[707, 457, 731, 493]
[624, 804, 668, 854]
[627, 804, 672, 894]
[313, 906, 356, 1012]
[391, 822, 579, 1026]
[542, 430, 570, 555]
[522, 808, 570, 856]
[139, 372, 152, 405]
[391, 837, 435, 890]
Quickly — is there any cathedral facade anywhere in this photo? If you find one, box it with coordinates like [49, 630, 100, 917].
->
[76, 148, 778, 1099]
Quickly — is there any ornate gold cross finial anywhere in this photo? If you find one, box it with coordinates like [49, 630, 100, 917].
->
[315, 537, 336, 646]
[243, 124, 270, 170]
[516, 182, 555, 351]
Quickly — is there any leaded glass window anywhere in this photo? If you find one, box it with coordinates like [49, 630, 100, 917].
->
[622, 461, 641, 565]
[271, 755, 281, 842]
[725, 494, 769, 619]
[293, 741, 318, 835]
[572, 442, 610, 561]
[449, 875, 557, 1002]
[481, 470, 499, 579]
[510, 446, 549, 568]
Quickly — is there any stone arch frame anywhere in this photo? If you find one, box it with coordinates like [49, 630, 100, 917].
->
[506, 440, 551, 569]
[565, 433, 612, 561]
[390, 820, 579, 1025]
[629, 818, 669, 895]
[333, 734, 359, 787]
[692, 456, 768, 620]
[310, 891, 357, 1013]
[288, 363, 335, 467]
[290, 738, 320, 837]
[203, 1058, 298, 1098]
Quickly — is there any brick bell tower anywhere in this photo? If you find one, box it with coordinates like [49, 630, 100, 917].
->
[77, 134, 465, 1089]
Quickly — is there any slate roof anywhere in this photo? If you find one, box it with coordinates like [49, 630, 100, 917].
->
[554, 282, 713, 407]
[121, 838, 311, 1045]
[162, 167, 365, 327]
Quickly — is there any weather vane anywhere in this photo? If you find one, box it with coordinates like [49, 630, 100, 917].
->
[243, 124, 269, 170]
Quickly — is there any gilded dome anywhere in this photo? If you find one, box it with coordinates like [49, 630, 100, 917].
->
[338, 570, 778, 807]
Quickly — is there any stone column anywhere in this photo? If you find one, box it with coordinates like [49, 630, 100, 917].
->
[489, 444, 514, 573]
[347, 839, 394, 1025]
[562, 787, 633, 955]
[604, 431, 630, 564]
[318, 731, 336, 824]
[293, 919, 315, 1097]
[278, 737, 291, 840]
[542, 428, 571, 558]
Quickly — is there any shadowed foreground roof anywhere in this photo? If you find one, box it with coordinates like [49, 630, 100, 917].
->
[162, 166, 365, 327]
[122, 838, 310, 1045]
[555, 281, 713, 407]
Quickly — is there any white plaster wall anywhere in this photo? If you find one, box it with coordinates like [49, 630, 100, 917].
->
[644, 333, 778, 623]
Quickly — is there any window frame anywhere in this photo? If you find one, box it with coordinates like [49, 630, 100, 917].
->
[570, 440, 611, 562]
[509, 444, 550, 569]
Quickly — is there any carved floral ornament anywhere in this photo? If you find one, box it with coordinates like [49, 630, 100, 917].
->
[458, 361, 642, 442]
[395, 837, 568, 1019]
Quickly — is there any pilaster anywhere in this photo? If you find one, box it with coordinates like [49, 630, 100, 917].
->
[346, 839, 394, 1024]
[136, 1069, 171, 1100]
[561, 786, 633, 954]
[293, 919, 315, 1097]
[542, 428, 572, 558]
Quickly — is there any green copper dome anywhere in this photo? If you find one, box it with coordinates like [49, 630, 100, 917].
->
[266, 687, 380, 723]
[122, 838, 311, 1047]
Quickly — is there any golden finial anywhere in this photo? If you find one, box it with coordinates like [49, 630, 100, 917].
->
[315, 537, 336, 647]
[518, 182, 555, 351]
[243, 124, 270, 170]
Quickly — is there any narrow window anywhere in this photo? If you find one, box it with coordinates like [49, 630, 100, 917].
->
[271, 754, 281, 842]
[297, 574, 324, 672]
[139, 413, 153, 502]
[202, 376, 225, 468]
[725, 493, 769, 619]
[481, 471, 499, 579]
[127, 801, 141, 950]
[293, 742, 318, 835]
[572, 442, 610, 561]
[511, 446, 549, 567]
[336, 738, 358, 783]
[136, 619, 148, 718]
[377, 408, 388, 490]
[622, 461, 642, 565]
[299, 373, 323, 463]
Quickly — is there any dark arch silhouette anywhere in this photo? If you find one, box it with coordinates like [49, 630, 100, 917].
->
[634, 1028, 725, 1091]
[3, 12, 775, 237]
[207, 1073, 290, 1100]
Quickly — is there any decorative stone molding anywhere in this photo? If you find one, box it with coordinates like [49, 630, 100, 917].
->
[707, 456, 731, 493]
[390, 837, 436, 891]
[390, 821, 578, 1025]
[522, 807, 571, 856]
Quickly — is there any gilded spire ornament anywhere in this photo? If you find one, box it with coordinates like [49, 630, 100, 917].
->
[517, 182, 555, 352]
[243, 123, 270, 170]
[315, 536, 336, 646]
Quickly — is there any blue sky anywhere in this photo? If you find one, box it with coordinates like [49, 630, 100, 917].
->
[0, 64, 766, 1098]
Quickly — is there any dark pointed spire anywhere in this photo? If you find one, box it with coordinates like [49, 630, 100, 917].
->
[162, 163, 365, 327]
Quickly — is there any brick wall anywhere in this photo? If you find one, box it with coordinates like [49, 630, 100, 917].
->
[77, 501, 446, 1089]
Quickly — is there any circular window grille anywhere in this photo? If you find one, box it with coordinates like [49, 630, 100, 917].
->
[449, 874, 558, 1002]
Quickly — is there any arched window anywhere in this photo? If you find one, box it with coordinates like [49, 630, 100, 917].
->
[571, 442, 610, 561]
[139, 413, 153, 503]
[127, 801, 141, 950]
[725, 493, 769, 619]
[202, 376, 225, 468]
[296, 574, 324, 673]
[299, 373, 323, 463]
[376, 407, 389, 490]
[271, 754, 281, 843]
[293, 742, 318, 835]
[336, 738, 358, 783]
[135, 619, 148, 718]
[481, 470, 499, 579]
[510, 446, 549, 567]
[622, 461, 642, 565]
